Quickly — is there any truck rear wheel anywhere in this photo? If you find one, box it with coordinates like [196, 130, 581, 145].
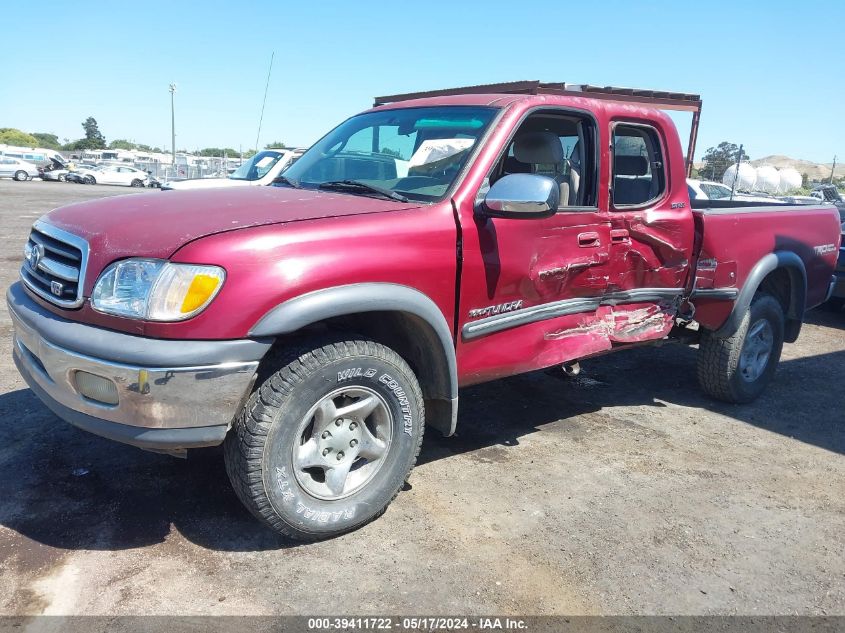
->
[697, 293, 784, 403]
[224, 338, 424, 541]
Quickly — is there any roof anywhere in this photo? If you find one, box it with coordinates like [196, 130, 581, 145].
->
[374, 80, 701, 112]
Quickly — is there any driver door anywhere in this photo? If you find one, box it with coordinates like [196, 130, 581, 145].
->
[97, 166, 119, 185]
[455, 109, 613, 384]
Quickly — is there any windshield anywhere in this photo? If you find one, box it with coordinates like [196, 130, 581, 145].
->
[281, 106, 497, 202]
[230, 150, 285, 181]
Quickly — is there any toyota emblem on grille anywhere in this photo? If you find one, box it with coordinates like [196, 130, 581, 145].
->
[25, 242, 44, 271]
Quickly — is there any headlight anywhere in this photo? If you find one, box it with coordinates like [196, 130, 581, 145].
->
[91, 258, 225, 321]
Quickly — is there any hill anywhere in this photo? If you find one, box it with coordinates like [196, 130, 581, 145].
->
[748, 155, 843, 181]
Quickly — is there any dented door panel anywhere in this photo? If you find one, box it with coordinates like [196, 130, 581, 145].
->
[603, 115, 696, 330]
[455, 209, 612, 385]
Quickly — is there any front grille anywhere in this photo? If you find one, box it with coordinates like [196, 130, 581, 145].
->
[20, 221, 89, 308]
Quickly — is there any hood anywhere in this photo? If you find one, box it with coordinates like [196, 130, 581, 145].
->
[43, 186, 417, 281]
[163, 177, 251, 191]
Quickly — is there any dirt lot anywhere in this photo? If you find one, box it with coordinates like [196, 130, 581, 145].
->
[0, 179, 842, 616]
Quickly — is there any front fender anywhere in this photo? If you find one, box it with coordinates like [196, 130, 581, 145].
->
[250, 283, 459, 435]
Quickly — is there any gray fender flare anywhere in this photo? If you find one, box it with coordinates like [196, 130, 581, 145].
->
[250, 283, 459, 435]
[715, 251, 806, 341]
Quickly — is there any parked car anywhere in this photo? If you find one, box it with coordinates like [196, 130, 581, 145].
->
[65, 164, 101, 183]
[811, 185, 845, 222]
[75, 164, 150, 187]
[0, 156, 39, 181]
[39, 157, 71, 182]
[8, 87, 840, 540]
[161, 148, 304, 190]
[687, 179, 779, 203]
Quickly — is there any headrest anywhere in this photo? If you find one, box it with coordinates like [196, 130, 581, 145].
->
[513, 132, 563, 165]
[614, 155, 648, 177]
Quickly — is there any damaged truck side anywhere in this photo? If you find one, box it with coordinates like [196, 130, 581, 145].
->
[8, 90, 841, 540]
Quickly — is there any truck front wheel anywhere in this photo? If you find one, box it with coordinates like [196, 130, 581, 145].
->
[224, 338, 424, 540]
[697, 293, 785, 403]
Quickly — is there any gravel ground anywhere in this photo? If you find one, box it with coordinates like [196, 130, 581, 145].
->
[0, 179, 842, 616]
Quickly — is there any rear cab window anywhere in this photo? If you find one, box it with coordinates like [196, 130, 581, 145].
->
[611, 124, 666, 208]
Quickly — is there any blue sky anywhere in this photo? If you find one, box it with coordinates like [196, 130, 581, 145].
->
[1, 0, 842, 162]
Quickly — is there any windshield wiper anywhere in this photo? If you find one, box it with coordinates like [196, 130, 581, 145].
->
[318, 180, 409, 203]
[273, 175, 301, 189]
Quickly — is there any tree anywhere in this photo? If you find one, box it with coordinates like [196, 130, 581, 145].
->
[197, 147, 240, 157]
[700, 142, 750, 181]
[380, 147, 402, 158]
[109, 139, 137, 150]
[801, 173, 810, 189]
[264, 141, 287, 149]
[0, 128, 39, 147]
[70, 117, 106, 149]
[30, 132, 61, 149]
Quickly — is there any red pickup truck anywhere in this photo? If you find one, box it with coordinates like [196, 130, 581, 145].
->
[8, 87, 840, 540]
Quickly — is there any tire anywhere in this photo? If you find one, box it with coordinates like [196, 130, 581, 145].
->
[13, 170, 27, 182]
[131, 179, 143, 187]
[225, 338, 425, 541]
[84, 175, 96, 185]
[58, 174, 66, 182]
[697, 293, 785, 403]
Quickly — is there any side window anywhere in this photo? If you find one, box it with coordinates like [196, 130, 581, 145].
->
[611, 124, 665, 207]
[493, 112, 597, 208]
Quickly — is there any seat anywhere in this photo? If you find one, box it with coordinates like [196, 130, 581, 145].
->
[512, 131, 569, 207]
[613, 156, 651, 205]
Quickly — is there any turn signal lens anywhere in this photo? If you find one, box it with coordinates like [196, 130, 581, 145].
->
[181, 273, 223, 313]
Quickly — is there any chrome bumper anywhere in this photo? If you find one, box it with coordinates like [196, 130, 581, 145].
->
[7, 283, 271, 449]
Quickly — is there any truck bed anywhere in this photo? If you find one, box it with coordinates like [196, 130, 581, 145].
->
[691, 202, 841, 331]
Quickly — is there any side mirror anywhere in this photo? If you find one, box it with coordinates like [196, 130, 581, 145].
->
[482, 173, 559, 219]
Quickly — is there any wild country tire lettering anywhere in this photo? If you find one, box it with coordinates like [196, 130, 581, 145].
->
[336, 368, 413, 436]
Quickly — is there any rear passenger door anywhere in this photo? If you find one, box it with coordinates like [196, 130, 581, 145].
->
[603, 121, 695, 342]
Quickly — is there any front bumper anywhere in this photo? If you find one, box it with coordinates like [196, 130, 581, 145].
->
[7, 283, 272, 451]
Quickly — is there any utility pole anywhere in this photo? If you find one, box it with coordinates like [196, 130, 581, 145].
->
[729, 144, 743, 201]
[169, 83, 177, 171]
[830, 155, 837, 185]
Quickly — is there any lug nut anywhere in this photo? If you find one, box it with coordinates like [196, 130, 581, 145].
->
[349, 422, 357, 430]
[322, 448, 330, 457]
[350, 439, 358, 447]
[321, 431, 331, 439]
[335, 419, 342, 427]
[337, 451, 345, 460]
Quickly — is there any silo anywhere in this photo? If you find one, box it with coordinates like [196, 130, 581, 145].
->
[722, 162, 757, 191]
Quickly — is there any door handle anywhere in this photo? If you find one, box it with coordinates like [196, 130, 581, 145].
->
[610, 229, 630, 244]
[577, 232, 600, 248]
